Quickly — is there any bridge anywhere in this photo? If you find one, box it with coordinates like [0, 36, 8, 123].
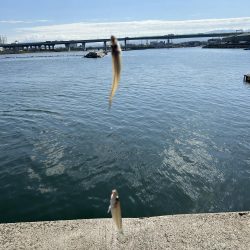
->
[0, 32, 246, 52]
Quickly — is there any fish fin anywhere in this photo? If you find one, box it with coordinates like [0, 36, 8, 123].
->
[107, 205, 111, 214]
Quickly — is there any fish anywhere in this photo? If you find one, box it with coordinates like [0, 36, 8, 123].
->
[107, 189, 123, 233]
[109, 35, 122, 108]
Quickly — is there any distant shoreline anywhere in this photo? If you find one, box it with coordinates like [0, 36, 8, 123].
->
[1, 44, 249, 55]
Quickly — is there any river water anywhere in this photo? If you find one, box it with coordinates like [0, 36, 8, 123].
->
[0, 48, 250, 223]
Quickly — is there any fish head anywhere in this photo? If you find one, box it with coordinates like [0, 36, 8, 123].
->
[111, 35, 116, 45]
[111, 189, 119, 199]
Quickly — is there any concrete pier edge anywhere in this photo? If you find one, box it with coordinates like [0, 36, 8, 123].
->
[0, 211, 249, 249]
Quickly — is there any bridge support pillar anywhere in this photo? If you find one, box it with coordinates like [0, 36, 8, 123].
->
[82, 42, 86, 51]
[65, 44, 70, 51]
[124, 38, 127, 50]
[103, 41, 107, 51]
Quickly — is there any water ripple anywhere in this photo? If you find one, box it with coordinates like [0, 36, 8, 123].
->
[0, 48, 250, 222]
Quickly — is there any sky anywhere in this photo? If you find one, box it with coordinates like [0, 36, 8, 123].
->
[0, 0, 250, 43]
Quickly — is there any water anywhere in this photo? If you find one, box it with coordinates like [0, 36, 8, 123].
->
[0, 48, 250, 223]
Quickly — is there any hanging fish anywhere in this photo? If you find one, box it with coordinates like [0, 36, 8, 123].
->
[109, 35, 122, 108]
[107, 189, 123, 233]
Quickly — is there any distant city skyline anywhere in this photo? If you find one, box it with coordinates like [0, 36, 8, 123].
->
[1, 0, 250, 42]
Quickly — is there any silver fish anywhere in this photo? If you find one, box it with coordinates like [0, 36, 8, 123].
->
[109, 35, 122, 108]
[108, 189, 123, 233]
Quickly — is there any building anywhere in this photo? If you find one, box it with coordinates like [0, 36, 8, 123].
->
[208, 38, 221, 45]
[0, 36, 7, 44]
[222, 33, 250, 43]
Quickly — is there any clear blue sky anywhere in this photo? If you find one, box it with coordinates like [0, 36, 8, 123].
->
[1, 0, 250, 42]
[1, 0, 250, 22]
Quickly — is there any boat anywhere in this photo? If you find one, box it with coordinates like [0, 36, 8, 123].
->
[84, 50, 107, 58]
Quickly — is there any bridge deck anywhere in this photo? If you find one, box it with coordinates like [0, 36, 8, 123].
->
[0, 32, 246, 48]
